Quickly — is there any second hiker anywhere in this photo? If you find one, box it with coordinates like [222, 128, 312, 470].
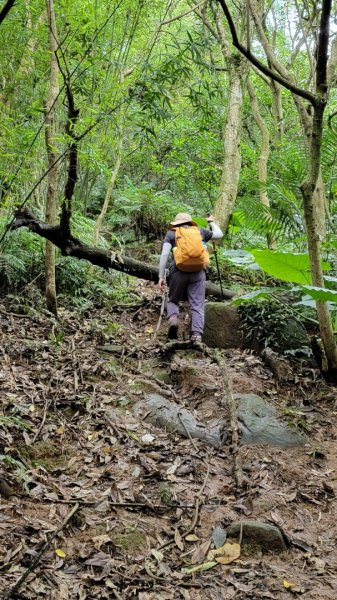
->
[158, 212, 223, 342]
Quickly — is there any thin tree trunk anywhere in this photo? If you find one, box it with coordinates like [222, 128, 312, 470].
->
[247, 79, 275, 248]
[301, 101, 337, 380]
[44, 0, 59, 316]
[270, 80, 283, 144]
[217, 0, 337, 381]
[249, 0, 326, 241]
[214, 57, 245, 231]
[93, 133, 124, 246]
[197, 2, 246, 232]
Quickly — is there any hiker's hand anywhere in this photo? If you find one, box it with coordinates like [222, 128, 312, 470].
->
[206, 214, 214, 223]
[158, 277, 166, 290]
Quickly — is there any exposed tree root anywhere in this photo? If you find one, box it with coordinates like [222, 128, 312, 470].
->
[160, 339, 246, 492]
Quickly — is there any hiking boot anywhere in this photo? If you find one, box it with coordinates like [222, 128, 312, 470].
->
[191, 333, 202, 344]
[168, 316, 178, 339]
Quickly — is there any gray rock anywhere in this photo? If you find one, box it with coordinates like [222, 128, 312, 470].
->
[133, 394, 225, 449]
[132, 393, 305, 450]
[227, 520, 287, 552]
[235, 393, 306, 447]
[203, 301, 310, 356]
[267, 317, 309, 355]
[203, 303, 256, 350]
[212, 525, 227, 549]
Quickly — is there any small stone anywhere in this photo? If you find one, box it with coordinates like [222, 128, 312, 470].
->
[227, 520, 287, 553]
[212, 525, 227, 549]
[141, 433, 155, 444]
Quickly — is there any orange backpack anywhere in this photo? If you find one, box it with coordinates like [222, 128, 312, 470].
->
[173, 226, 210, 272]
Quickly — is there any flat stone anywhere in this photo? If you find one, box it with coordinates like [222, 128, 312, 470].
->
[133, 394, 224, 449]
[227, 520, 287, 552]
[235, 393, 306, 447]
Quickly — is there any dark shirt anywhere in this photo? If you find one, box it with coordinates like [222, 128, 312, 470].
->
[163, 227, 213, 273]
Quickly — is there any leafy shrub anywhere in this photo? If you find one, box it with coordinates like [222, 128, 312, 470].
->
[108, 180, 194, 241]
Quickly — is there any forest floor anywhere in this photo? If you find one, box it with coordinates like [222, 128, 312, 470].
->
[0, 281, 337, 600]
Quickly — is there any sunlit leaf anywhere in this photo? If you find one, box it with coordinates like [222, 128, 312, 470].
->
[207, 542, 240, 564]
[295, 285, 337, 304]
[283, 579, 296, 589]
[249, 250, 330, 285]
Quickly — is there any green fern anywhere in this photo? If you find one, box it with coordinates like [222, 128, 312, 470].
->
[234, 198, 302, 242]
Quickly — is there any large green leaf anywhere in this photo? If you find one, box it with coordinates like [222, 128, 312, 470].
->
[296, 285, 337, 304]
[249, 250, 330, 285]
[231, 290, 275, 305]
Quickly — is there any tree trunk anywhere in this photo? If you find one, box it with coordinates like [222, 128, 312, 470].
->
[301, 103, 337, 381]
[217, 0, 337, 381]
[44, 0, 59, 316]
[270, 80, 284, 145]
[214, 56, 245, 231]
[93, 133, 124, 246]
[247, 80, 275, 249]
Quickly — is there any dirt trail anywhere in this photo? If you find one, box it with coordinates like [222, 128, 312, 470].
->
[0, 287, 337, 599]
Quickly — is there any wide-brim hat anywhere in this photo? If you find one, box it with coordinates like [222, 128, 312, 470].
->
[169, 212, 197, 229]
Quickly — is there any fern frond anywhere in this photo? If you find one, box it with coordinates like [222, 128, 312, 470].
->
[236, 196, 302, 241]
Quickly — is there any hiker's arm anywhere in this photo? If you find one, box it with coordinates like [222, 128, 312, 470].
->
[158, 242, 172, 288]
[207, 217, 223, 241]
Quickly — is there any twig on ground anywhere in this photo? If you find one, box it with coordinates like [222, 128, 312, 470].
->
[127, 363, 178, 399]
[203, 347, 246, 492]
[239, 522, 243, 545]
[32, 394, 50, 443]
[5, 503, 80, 599]
[0, 309, 32, 318]
[158, 459, 210, 550]
[144, 561, 168, 581]
[183, 461, 211, 539]
[104, 414, 125, 441]
[129, 376, 173, 398]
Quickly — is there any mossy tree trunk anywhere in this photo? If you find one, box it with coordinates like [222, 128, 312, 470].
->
[217, 0, 337, 382]
[247, 79, 275, 249]
[44, 0, 59, 316]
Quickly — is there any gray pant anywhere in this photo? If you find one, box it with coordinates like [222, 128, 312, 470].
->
[167, 269, 206, 335]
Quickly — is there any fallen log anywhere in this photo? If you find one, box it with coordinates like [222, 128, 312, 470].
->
[9, 208, 235, 300]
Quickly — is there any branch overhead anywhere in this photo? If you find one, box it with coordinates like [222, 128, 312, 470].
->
[215, 0, 318, 106]
[0, 0, 15, 26]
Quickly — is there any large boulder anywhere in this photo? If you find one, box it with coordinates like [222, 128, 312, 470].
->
[236, 393, 306, 447]
[203, 301, 310, 356]
[203, 303, 255, 350]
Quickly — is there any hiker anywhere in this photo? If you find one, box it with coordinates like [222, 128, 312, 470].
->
[158, 212, 223, 342]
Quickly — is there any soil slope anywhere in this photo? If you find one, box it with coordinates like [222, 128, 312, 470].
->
[0, 286, 336, 600]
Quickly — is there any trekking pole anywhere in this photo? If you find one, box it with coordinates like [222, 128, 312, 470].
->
[153, 287, 168, 341]
[208, 217, 225, 300]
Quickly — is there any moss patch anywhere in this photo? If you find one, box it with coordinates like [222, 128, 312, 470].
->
[18, 441, 74, 471]
[114, 526, 146, 555]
